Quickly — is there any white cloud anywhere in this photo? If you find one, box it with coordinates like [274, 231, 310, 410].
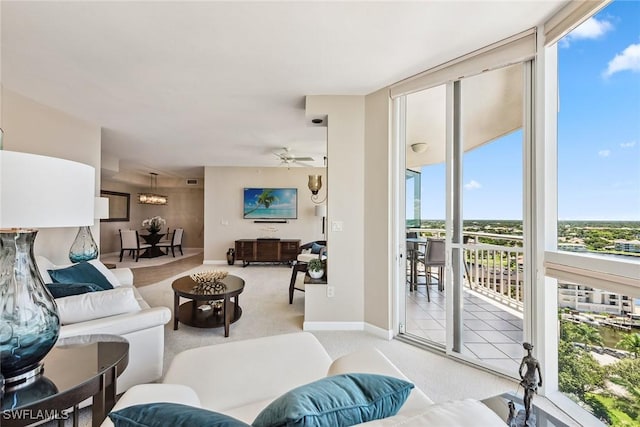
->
[620, 141, 637, 148]
[603, 43, 640, 77]
[598, 150, 611, 157]
[464, 180, 482, 190]
[562, 17, 613, 47]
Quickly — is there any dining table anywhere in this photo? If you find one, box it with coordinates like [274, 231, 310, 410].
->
[140, 232, 166, 258]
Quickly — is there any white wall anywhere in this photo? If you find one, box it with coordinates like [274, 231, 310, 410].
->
[1, 88, 101, 264]
[364, 88, 393, 332]
[204, 166, 326, 263]
[304, 96, 366, 326]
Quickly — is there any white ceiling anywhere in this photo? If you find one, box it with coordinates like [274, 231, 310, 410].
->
[1, 1, 566, 181]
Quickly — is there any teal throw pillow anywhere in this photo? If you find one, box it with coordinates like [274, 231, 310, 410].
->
[48, 262, 114, 290]
[46, 282, 104, 299]
[252, 373, 414, 427]
[310, 243, 324, 254]
[109, 403, 251, 427]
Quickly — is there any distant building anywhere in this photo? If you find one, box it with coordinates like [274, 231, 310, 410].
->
[614, 239, 640, 253]
[558, 281, 634, 315]
[558, 243, 587, 252]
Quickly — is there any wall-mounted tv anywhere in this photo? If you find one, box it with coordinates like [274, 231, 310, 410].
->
[243, 188, 298, 220]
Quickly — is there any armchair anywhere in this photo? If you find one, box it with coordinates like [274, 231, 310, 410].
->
[289, 240, 326, 304]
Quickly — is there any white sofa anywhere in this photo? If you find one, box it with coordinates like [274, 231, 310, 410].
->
[36, 256, 172, 393]
[102, 332, 507, 426]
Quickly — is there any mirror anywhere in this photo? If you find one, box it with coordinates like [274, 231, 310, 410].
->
[100, 190, 130, 222]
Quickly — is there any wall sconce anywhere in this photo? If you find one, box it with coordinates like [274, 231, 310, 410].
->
[308, 175, 327, 204]
[410, 143, 428, 153]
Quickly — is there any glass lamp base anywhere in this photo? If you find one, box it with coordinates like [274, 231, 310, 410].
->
[0, 230, 60, 383]
[69, 225, 99, 263]
[3, 364, 44, 390]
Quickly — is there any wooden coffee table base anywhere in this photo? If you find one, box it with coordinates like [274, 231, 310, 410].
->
[171, 274, 245, 338]
[177, 301, 241, 330]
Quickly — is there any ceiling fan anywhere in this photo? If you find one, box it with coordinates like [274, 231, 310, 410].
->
[273, 147, 314, 167]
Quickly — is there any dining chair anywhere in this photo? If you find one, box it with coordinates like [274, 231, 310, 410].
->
[157, 228, 184, 257]
[119, 229, 152, 262]
[161, 227, 172, 242]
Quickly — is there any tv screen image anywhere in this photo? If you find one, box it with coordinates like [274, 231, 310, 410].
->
[243, 188, 298, 219]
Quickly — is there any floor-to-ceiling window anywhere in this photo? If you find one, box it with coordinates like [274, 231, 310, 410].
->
[545, 1, 640, 424]
[393, 1, 639, 423]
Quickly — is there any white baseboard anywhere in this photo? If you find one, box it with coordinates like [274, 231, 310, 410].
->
[203, 260, 230, 265]
[364, 323, 395, 340]
[302, 322, 395, 340]
[303, 321, 364, 331]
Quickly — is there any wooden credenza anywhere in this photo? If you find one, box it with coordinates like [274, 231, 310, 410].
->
[235, 239, 300, 267]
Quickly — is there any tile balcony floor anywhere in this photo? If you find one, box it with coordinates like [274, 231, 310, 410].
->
[405, 281, 524, 373]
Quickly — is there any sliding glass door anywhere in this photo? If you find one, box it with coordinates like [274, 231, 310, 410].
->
[398, 62, 532, 376]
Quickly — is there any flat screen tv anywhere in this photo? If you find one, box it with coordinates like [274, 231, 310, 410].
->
[243, 188, 298, 220]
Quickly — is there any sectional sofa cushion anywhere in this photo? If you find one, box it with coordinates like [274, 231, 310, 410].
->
[252, 373, 414, 427]
[55, 287, 141, 325]
[48, 260, 116, 290]
[109, 403, 250, 427]
[46, 282, 104, 298]
[310, 243, 324, 254]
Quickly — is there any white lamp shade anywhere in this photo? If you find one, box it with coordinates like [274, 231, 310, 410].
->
[0, 151, 95, 228]
[94, 197, 109, 219]
[315, 205, 327, 217]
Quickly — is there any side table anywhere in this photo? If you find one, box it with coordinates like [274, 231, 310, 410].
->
[1, 334, 129, 427]
[481, 392, 570, 427]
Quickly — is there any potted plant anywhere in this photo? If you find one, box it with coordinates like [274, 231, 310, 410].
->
[307, 258, 325, 279]
[142, 216, 166, 233]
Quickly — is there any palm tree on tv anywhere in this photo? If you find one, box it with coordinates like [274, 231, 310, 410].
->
[246, 189, 279, 215]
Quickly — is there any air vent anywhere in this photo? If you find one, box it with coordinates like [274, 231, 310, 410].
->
[186, 179, 199, 185]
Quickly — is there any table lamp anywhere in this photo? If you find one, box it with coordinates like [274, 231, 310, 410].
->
[68, 197, 109, 262]
[0, 150, 94, 387]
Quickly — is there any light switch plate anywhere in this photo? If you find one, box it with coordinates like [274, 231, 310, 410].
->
[331, 221, 343, 232]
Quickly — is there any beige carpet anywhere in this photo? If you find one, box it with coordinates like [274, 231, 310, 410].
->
[137, 263, 520, 402]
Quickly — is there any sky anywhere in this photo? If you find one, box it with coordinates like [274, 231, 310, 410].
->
[414, 0, 640, 221]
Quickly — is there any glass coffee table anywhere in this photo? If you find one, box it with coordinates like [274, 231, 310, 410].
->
[482, 392, 571, 427]
[1, 334, 129, 427]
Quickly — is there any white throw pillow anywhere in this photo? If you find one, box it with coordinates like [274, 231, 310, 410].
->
[56, 287, 141, 325]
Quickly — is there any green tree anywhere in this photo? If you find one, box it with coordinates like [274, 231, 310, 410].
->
[558, 340, 606, 399]
[560, 321, 603, 351]
[617, 333, 640, 358]
[609, 357, 640, 395]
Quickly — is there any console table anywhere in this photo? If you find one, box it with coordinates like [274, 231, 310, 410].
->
[235, 239, 300, 267]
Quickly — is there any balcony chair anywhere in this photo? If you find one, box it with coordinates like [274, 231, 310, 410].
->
[157, 228, 184, 257]
[421, 238, 445, 302]
[119, 229, 152, 262]
[289, 240, 326, 304]
[406, 232, 426, 291]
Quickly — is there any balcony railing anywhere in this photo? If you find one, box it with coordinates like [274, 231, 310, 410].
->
[408, 228, 525, 312]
